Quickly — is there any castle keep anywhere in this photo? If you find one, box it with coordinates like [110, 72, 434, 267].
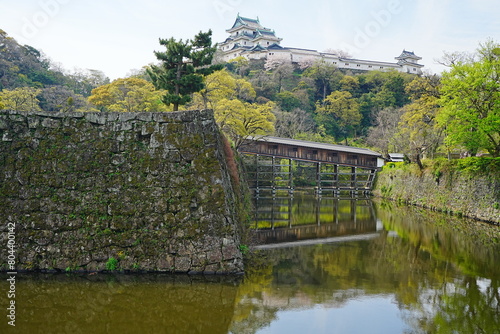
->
[220, 15, 424, 74]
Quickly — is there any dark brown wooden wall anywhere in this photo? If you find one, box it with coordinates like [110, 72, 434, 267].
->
[239, 141, 378, 168]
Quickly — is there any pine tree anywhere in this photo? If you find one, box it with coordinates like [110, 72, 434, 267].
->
[147, 30, 222, 111]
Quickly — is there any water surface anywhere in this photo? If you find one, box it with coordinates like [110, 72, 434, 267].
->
[1, 192, 498, 333]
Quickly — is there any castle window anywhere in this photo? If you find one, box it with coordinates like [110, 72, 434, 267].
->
[368, 65, 372, 68]
[357, 64, 361, 67]
[345, 63, 349, 66]
[380, 66, 384, 69]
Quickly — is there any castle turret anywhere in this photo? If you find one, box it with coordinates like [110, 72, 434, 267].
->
[395, 50, 424, 74]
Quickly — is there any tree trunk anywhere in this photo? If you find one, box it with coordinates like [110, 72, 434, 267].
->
[173, 62, 182, 111]
[414, 148, 424, 170]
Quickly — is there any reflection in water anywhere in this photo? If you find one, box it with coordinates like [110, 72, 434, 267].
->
[234, 192, 500, 334]
[0, 274, 240, 334]
[1, 193, 499, 334]
[0, 274, 241, 334]
[252, 191, 379, 246]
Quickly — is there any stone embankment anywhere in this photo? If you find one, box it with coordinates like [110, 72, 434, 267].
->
[373, 164, 500, 224]
[0, 110, 244, 273]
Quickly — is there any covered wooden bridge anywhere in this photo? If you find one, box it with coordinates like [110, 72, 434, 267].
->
[238, 136, 385, 195]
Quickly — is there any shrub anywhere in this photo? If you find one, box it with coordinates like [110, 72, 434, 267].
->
[106, 257, 118, 271]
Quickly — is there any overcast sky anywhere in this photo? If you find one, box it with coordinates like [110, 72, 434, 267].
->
[0, 0, 498, 79]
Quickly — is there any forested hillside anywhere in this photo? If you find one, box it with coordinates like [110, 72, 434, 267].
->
[0, 29, 109, 112]
[1, 27, 498, 163]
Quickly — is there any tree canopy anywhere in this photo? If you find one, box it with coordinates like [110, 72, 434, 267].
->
[315, 91, 361, 145]
[147, 30, 222, 111]
[189, 69, 274, 146]
[88, 77, 169, 112]
[395, 75, 443, 168]
[438, 40, 500, 157]
[0, 87, 41, 111]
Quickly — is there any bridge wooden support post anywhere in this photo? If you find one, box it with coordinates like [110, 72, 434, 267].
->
[254, 154, 260, 196]
[333, 164, 339, 197]
[334, 198, 339, 224]
[351, 166, 357, 197]
[350, 199, 357, 223]
[316, 196, 321, 226]
[271, 155, 276, 194]
[367, 169, 376, 194]
[288, 158, 294, 195]
[316, 162, 322, 197]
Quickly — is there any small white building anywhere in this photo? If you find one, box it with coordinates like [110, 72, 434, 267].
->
[220, 15, 424, 74]
[388, 153, 405, 162]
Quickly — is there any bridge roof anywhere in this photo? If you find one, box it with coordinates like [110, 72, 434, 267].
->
[248, 136, 382, 157]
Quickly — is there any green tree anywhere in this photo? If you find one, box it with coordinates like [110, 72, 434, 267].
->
[227, 56, 250, 76]
[147, 30, 222, 111]
[275, 91, 301, 112]
[339, 75, 360, 96]
[0, 87, 41, 111]
[315, 91, 361, 145]
[216, 99, 275, 147]
[394, 75, 442, 168]
[0, 30, 69, 89]
[88, 77, 169, 112]
[303, 60, 339, 102]
[438, 40, 500, 157]
[191, 69, 255, 110]
[189, 69, 274, 146]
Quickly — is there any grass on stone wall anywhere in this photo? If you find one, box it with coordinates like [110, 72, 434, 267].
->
[383, 157, 500, 179]
[428, 157, 500, 180]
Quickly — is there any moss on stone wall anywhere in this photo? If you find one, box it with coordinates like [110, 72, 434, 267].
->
[373, 159, 500, 224]
[0, 110, 244, 273]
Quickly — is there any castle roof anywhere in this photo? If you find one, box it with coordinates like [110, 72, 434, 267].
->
[255, 29, 278, 38]
[395, 50, 422, 60]
[228, 15, 265, 32]
[267, 43, 285, 50]
[248, 44, 267, 52]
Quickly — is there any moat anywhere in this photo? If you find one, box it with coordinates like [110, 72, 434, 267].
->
[1, 191, 499, 333]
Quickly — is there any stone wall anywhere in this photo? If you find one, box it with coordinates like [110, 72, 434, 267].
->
[373, 165, 500, 224]
[0, 110, 244, 273]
